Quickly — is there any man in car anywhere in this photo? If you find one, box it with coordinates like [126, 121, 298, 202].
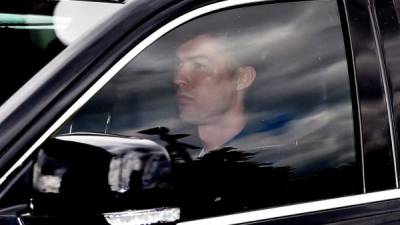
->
[174, 33, 256, 156]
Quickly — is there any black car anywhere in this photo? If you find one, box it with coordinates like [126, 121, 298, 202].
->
[1, 0, 400, 224]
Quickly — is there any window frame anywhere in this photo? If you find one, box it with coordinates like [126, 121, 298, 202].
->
[374, 0, 400, 186]
[346, 0, 398, 192]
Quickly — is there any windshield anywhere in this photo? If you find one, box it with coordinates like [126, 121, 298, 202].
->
[0, 0, 123, 105]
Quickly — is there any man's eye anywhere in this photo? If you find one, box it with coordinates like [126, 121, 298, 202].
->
[193, 62, 207, 71]
[176, 61, 183, 68]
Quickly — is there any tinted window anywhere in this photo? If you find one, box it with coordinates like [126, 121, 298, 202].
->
[0, 0, 121, 105]
[53, 0, 361, 220]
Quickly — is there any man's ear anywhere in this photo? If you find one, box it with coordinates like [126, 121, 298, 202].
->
[235, 66, 256, 91]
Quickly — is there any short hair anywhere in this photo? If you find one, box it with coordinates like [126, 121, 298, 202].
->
[168, 9, 261, 71]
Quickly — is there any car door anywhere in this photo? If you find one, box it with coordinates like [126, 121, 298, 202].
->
[0, 0, 398, 224]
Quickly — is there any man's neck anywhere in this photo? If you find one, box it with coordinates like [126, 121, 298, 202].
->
[198, 109, 246, 152]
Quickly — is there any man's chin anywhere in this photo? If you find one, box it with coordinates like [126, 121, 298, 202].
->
[179, 112, 201, 124]
[179, 115, 198, 124]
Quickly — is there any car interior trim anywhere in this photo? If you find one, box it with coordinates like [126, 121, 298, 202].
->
[178, 189, 400, 225]
[367, 0, 399, 188]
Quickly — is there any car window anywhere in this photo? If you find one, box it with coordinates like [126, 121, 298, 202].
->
[0, 0, 122, 106]
[35, 0, 362, 221]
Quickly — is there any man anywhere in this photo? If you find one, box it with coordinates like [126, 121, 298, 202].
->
[174, 33, 256, 154]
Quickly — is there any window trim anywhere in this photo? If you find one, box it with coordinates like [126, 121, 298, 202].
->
[0, 0, 392, 223]
[345, 0, 396, 191]
[374, 0, 400, 188]
[178, 189, 400, 225]
[340, 0, 366, 193]
[367, 0, 399, 188]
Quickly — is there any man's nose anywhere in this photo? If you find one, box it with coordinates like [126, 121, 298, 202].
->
[174, 79, 189, 90]
[174, 68, 191, 90]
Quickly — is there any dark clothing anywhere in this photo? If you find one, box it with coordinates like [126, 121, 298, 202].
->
[183, 113, 293, 158]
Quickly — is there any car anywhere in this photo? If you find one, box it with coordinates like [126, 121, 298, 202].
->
[1, 0, 400, 224]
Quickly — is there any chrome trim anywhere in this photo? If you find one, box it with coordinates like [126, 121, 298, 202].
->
[17, 217, 25, 225]
[178, 189, 400, 225]
[0, 0, 267, 187]
[367, 0, 399, 187]
[104, 207, 180, 225]
[342, 0, 367, 193]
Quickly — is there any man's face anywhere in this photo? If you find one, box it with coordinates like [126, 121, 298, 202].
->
[174, 34, 239, 125]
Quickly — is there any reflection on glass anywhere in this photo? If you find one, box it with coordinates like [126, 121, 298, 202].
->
[0, 1, 122, 105]
[60, 0, 361, 219]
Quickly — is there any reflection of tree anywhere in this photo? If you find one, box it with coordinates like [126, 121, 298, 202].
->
[139, 127, 199, 163]
[173, 148, 360, 220]
[138, 126, 361, 220]
[173, 147, 293, 220]
[287, 163, 361, 203]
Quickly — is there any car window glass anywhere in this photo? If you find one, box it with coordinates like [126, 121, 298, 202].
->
[41, 0, 361, 220]
[0, 0, 122, 105]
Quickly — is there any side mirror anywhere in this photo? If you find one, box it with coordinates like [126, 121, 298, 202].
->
[29, 132, 179, 224]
